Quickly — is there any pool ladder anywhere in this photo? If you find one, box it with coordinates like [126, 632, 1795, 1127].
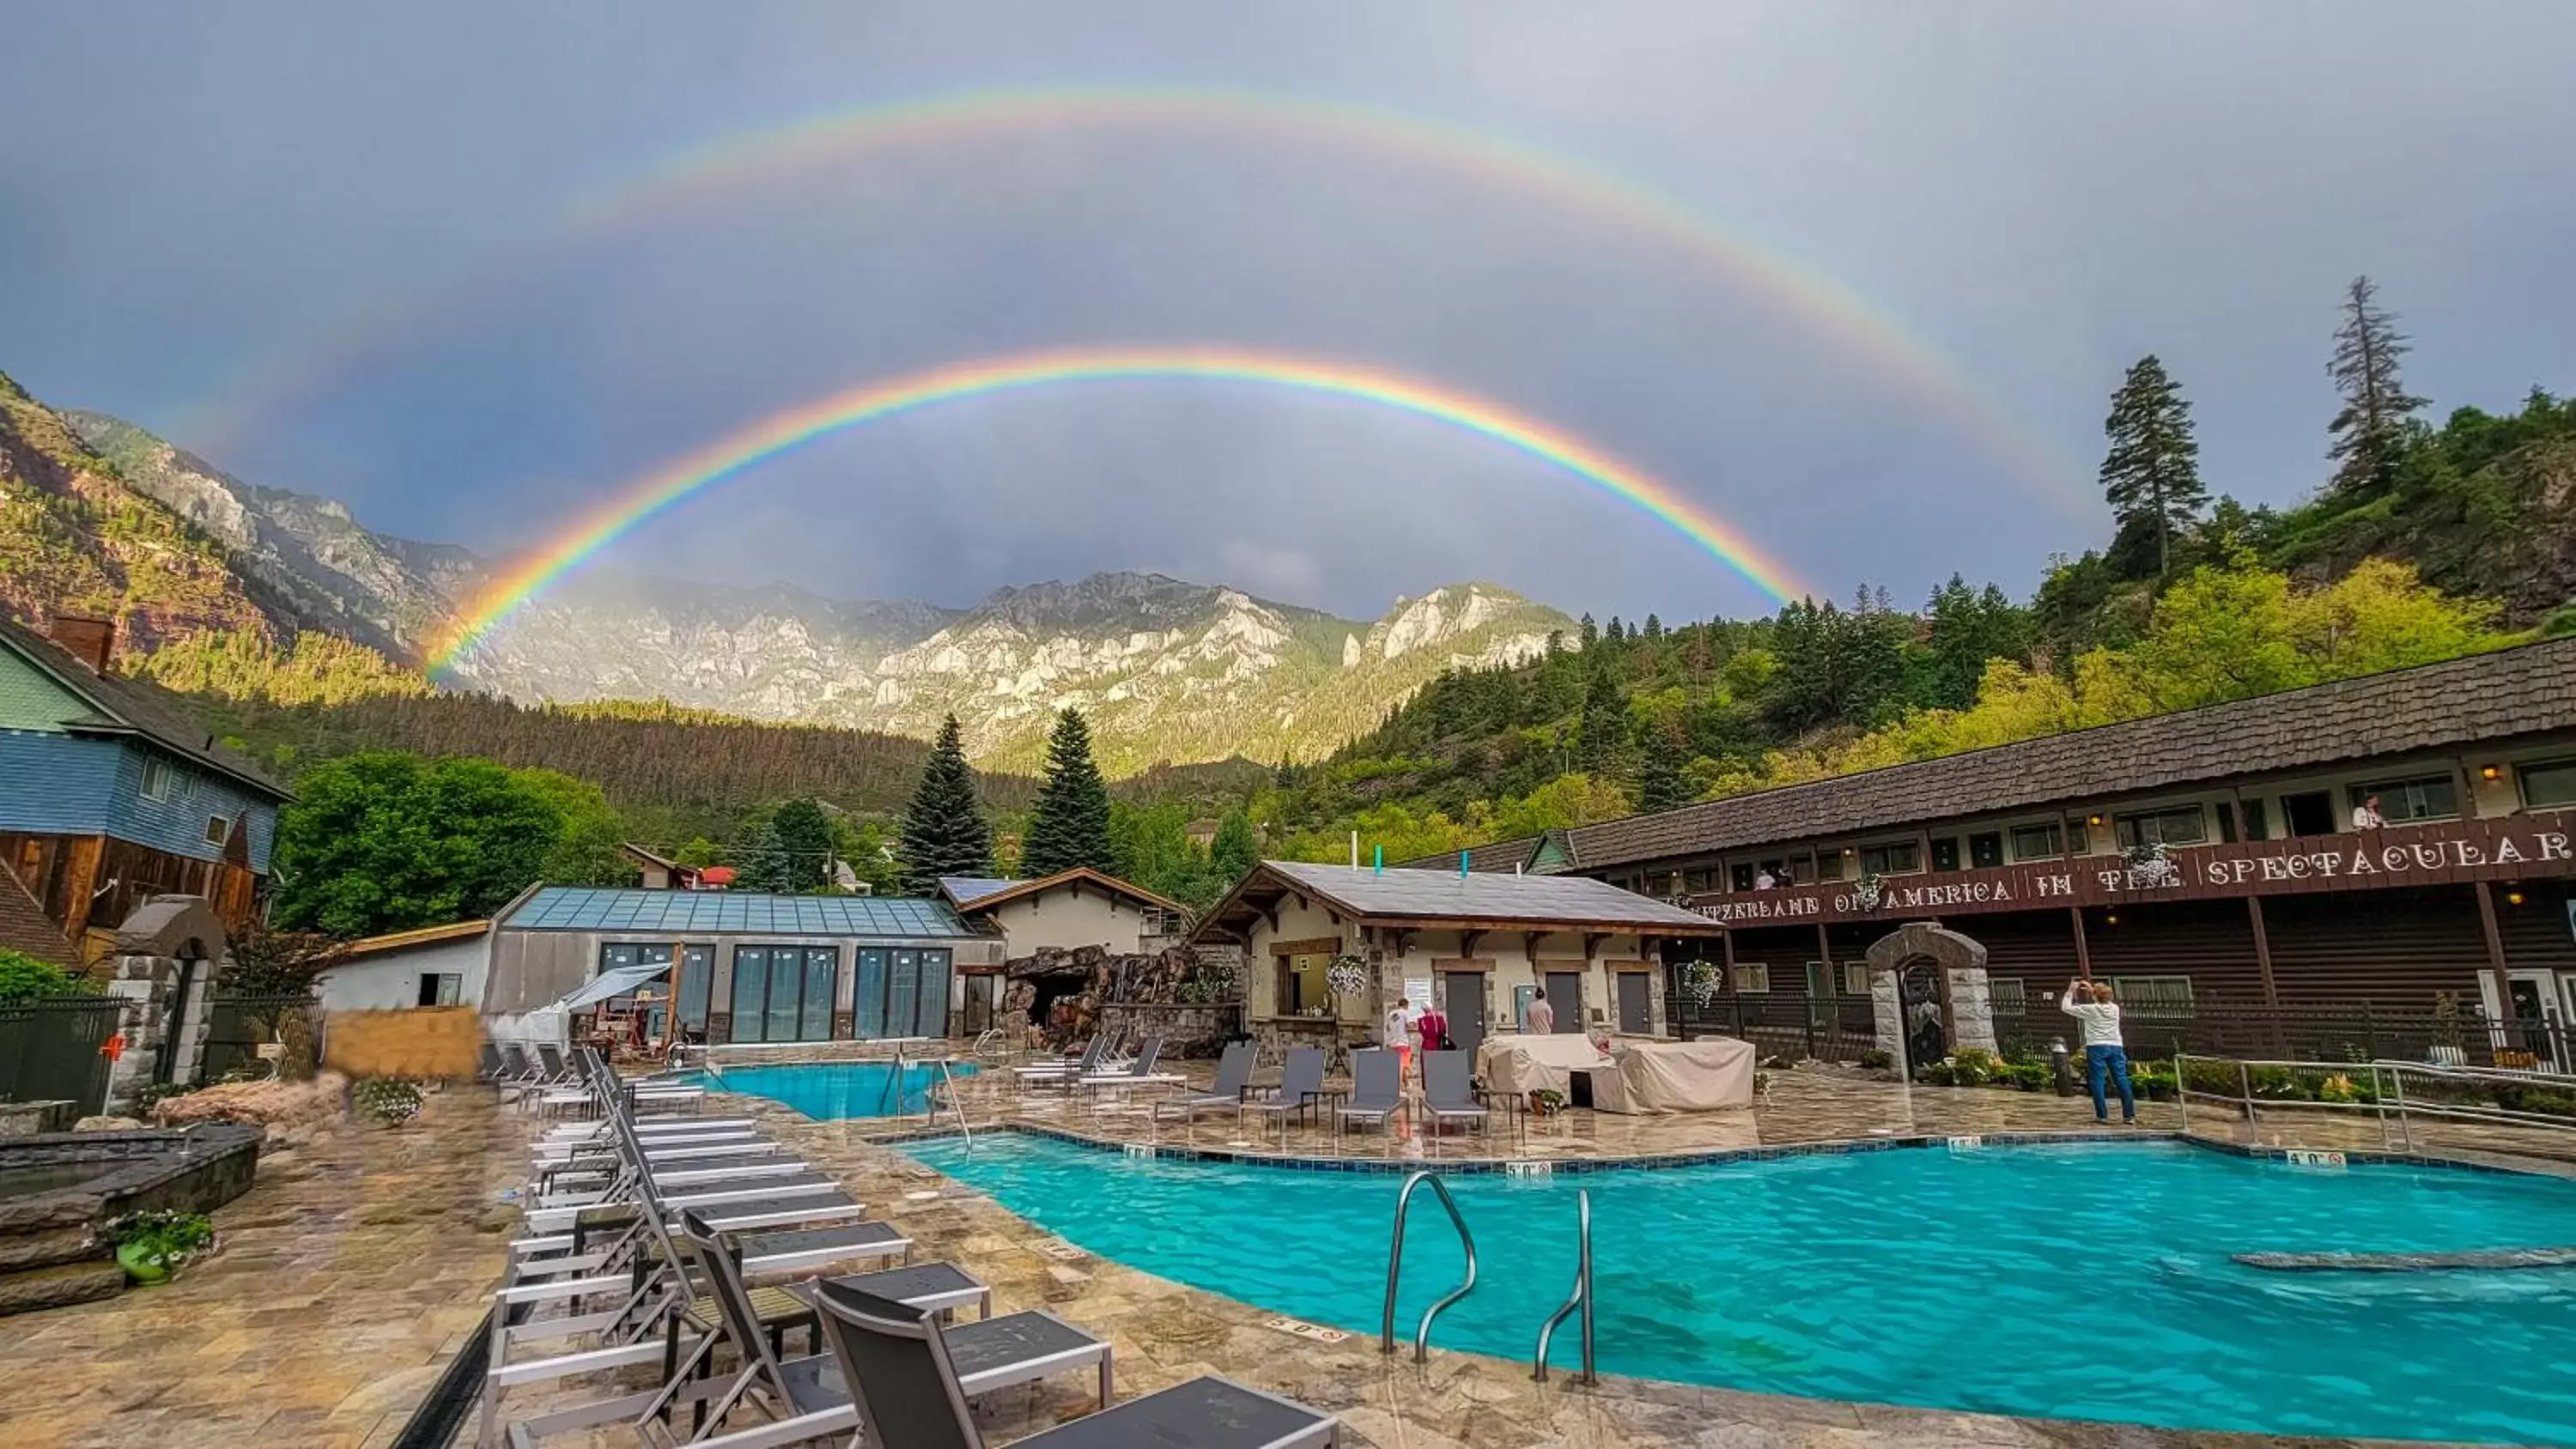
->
[1532, 1189, 1595, 1385]
[1382, 1172, 1477, 1361]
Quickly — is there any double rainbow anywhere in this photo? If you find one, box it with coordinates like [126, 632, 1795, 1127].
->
[426, 349, 1806, 671]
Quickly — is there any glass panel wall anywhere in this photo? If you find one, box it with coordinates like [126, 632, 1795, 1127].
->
[915, 949, 953, 1038]
[730, 947, 770, 1040]
[676, 946, 713, 1037]
[729, 945, 839, 1043]
[887, 950, 920, 1040]
[855, 949, 888, 1038]
[800, 948, 837, 1040]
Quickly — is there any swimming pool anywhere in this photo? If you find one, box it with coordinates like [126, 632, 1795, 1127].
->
[689, 1058, 974, 1119]
[904, 1133, 2576, 1443]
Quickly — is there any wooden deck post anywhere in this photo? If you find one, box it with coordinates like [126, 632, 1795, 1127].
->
[2474, 881, 2515, 1048]
[2068, 906, 2091, 980]
[2245, 897, 2281, 1009]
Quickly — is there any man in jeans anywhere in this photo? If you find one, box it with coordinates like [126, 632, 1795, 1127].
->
[2062, 976, 2136, 1124]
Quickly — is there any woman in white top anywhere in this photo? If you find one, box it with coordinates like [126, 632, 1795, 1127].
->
[2062, 977, 2136, 1124]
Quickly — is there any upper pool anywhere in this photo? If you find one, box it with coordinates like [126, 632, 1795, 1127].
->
[904, 1133, 2576, 1444]
[689, 1058, 973, 1119]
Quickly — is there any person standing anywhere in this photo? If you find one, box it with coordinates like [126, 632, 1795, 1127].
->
[1385, 997, 1421, 1082]
[2352, 793, 2387, 829]
[1523, 984, 1557, 1034]
[2062, 977, 2136, 1124]
[1414, 996, 1449, 1062]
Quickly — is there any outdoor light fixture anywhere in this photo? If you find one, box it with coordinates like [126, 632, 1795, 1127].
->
[2087, 814, 2105, 827]
[2507, 891, 2526, 906]
[2105, 912, 2119, 925]
[2482, 765, 2502, 781]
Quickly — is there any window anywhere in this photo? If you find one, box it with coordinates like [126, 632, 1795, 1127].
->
[2008, 823, 2063, 861]
[603, 943, 676, 1037]
[1857, 840, 1920, 876]
[204, 815, 230, 846]
[1803, 961, 1831, 996]
[1683, 869, 1718, 894]
[2107, 974, 2196, 1018]
[1986, 977, 2027, 1015]
[674, 945, 713, 1037]
[1841, 961, 1871, 996]
[2520, 759, 2576, 809]
[416, 973, 462, 1006]
[2066, 818, 2090, 853]
[1968, 832, 2004, 870]
[2215, 802, 2238, 843]
[729, 945, 838, 1043]
[2115, 807, 2208, 849]
[1731, 962, 1770, 993]
[2352, 775, 2458, 823]
[140, 757, 176, 802]
[1730, 863, 1755, 892]
[1814, 852, 1846, 882]
[1929, 837, 1960, 872]
[2241, 797, 2269, 841]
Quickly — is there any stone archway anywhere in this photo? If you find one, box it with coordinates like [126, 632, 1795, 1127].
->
[100, 894, 230, 1115]
[1862, 922, 1999, 1065]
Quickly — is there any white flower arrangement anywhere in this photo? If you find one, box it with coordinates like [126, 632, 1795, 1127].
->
[1682, 961, 1723, 1007]
[2123, 841, 2179, 889]
[1325, 955, 1370, 998]
[1853, 871, 1886, 912]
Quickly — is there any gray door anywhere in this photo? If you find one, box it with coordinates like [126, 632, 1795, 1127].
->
[1544, 972, 1583, 1034]
[1443, 973, 1485, 1058]
[1616, 973, 1651, 1034]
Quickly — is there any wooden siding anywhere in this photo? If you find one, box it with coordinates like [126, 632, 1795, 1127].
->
[2260, 888, 2492, 1002]
[0, 831, 261, 955]
[2494, 879, 2576, 974]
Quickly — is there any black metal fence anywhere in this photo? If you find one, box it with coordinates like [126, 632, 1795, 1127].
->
[199, 991, 319, 1083]
[0, 996, 123, 1115]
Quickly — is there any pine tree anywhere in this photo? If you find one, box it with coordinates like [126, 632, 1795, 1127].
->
[1605, 615, 1625, 644]
[2327, 276, 2427, 496]
[1643, 613, 1663, 640]
[1633, 722, 1692, 813]
[2098, 355, 2206, 577]
[745, 797, 833, 893]
[896, 713, 993, 894]
[1019, 707, 1115, 876]
[1577, 664, 1628, 773]
[1210, 809, 1261, 885]
[1577, 613, 1599, 649]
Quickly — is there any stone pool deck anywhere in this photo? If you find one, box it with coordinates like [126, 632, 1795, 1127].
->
[4, 1062, 2545, 1448]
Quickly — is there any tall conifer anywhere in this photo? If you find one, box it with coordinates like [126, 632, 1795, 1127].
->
[2099, 355, 2205, 577]
[896, 713, 993, 894]
[1020, 707, 1116, 876]
[2327, 275, 2427, 496]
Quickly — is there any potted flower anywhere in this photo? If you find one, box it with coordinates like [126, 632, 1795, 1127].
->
[2428, 991, 2468, 1067]
[1527, 1087, 1567, 1118]
[106, 1210, 216, 1285]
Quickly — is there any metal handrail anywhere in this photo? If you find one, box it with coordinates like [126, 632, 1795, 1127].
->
[1532, 1188, 1594, 1385]
[934, 1057, 974, 1155]
[1382, 1171, 1478, 1362]
[2177, 1053, 2576, 1153]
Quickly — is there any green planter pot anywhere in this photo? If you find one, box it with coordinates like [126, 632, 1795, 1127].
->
[116, 1241, 172, 1285]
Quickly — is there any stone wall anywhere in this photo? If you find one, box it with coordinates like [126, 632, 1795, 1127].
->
[1095, 1002, 1245, 1060]
[999, 942, 1242, 1057]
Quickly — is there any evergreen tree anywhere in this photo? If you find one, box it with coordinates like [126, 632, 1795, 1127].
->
[1210, 809, 1261, 884]
[2099, 355, 2206, 577]
[1605, 615, 1625, 644]
[896, 712, 993, 893]
[1577, 664, 1628, 773]
[1577, 613, 1599, 649]
[2327, 275, 2428, 496]
[1019, 707, 1115, 876]
[1633, 721, 1692, 813]
[1643, 613, 1663, 640]
[765, 797, 835, 893]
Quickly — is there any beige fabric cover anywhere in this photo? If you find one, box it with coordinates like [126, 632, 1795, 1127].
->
[1608, 1038, 1756, 1113]
[1475, 1034, 1610, 1096]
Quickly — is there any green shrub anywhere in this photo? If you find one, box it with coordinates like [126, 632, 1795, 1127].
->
[106, 1210, 216, 1273]
[2129, 1064, 2178, 1100]
[0, 949, 82, 1001]
[1999, 1061, 2050, 1092]
[1948, 1047, 2002, 1086]
[1856, 1049, 1893, 1070]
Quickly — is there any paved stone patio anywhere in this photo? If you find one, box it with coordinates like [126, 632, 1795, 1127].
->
[6, 1058, 2555, 1448]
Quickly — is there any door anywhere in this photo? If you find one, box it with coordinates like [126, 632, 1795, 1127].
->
[962, 973, 999, 1035]
[1442, 973, 1486, 1058]
[2281, 791, 2336, 837]
[1544, 971, 1583, 1034]
[2482, 970, 2565, 1068]
[1615, 973, 1651, 1034]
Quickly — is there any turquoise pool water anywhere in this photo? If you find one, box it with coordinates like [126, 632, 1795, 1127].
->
[690, 1059, 974, 1119]
[904, 1134, 2576, 1443]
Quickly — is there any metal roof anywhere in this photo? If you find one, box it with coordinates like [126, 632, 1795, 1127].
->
[499, 887, 977, 938]
[1252, 861, 1722, 931]
[937, 876, 1020, 907]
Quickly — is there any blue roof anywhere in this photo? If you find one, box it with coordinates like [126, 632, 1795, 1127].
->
[938, 876, 1020, 906]
[501, 887, 978, 939]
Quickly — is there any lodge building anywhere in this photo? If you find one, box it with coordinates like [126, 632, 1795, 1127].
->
[1412, 638, 2576, 1064]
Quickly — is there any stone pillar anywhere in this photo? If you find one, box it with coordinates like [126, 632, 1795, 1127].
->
[100, 952, 198, 1117]
[1870, 968, 1905, 1063]
[1947, 967, 1999, 1053]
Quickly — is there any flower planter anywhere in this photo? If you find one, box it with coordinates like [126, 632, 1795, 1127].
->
[115, 1240, 171, 1285]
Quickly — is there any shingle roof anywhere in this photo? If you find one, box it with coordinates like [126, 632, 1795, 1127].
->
[0, 615, 289, 799]
[938, 868, 1188, 916]
[1394, 836, 1541, 874]
[0, 861, 77, 967]
[499, 887, 978, 938]
[1567, 637, 2576, 870]
[1255, 860, 1722, 932]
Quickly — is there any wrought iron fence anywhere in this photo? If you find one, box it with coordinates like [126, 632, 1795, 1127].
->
[0, 995, 124, 1115]
[199, 991, 320, 1083]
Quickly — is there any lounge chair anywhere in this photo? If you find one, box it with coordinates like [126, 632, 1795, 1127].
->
[1238, 1046, 1327, 1148]
[644, 1212, 1114, 1447]
[1078, 1036, 1182, 1099]
[1014, 1035, 1113, 1089]
[1332, 1049, 1406, 1140]
[1418, 1050, 1500, 1155]
[1151, 1040, 1257, 1125]
[810, 1280, 1340, 1449]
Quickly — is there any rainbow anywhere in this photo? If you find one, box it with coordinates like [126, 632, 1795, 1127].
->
[179, 85, 2083, 511]
[426, 349, 1803, 670]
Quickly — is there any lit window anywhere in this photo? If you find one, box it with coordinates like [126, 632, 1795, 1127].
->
[2521, 759, 2576, 809]
[1732, 962, 1771, 993]
[2351, 776, 2458, 823]
[1841, 961, 1871, 996]
[2008, 823, 2063, 861]
[2115, 808, 2208, 850]
[140, 757, 176, 802]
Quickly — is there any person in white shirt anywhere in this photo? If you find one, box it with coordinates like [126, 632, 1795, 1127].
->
[1753, 869, 1777, 890]
[1522, 986, 1557, 1034]
[2061, 977, 2136, 1124]
[2351, 795, 2387, 830]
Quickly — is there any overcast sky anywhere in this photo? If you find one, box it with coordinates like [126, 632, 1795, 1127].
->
[4, 3, 2570, 622]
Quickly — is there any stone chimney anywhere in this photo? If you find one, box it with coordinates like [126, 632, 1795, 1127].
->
[48, 614, 116, 674]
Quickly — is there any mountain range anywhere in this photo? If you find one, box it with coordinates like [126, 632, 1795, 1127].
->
[3, 375, 1572, 773]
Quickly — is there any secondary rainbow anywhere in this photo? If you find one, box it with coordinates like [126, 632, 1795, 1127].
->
[427, 349, 1803, 670]
[179, 85, 2082, 510]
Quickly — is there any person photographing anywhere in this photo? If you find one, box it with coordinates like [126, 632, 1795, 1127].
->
[2062, 976, 2136, 1125]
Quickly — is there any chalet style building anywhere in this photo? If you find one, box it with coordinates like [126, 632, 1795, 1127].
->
[1413, 638, 2576, 1062]
[0, 615, 288, 956]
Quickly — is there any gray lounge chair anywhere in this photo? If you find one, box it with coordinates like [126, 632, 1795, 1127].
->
[1333, 1049, 1406, 1140]
[1238, 1046, 1327, 1148]
[1418, 1050, 1495, 1155]
[1015, 1035, 1112, 1090]
[811, 1280, 1340, 1449]
[647, 1212, 1113, 1447]
[1151, 1040, 1257, 1125]
[1078, 1036, 1179, 1097]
